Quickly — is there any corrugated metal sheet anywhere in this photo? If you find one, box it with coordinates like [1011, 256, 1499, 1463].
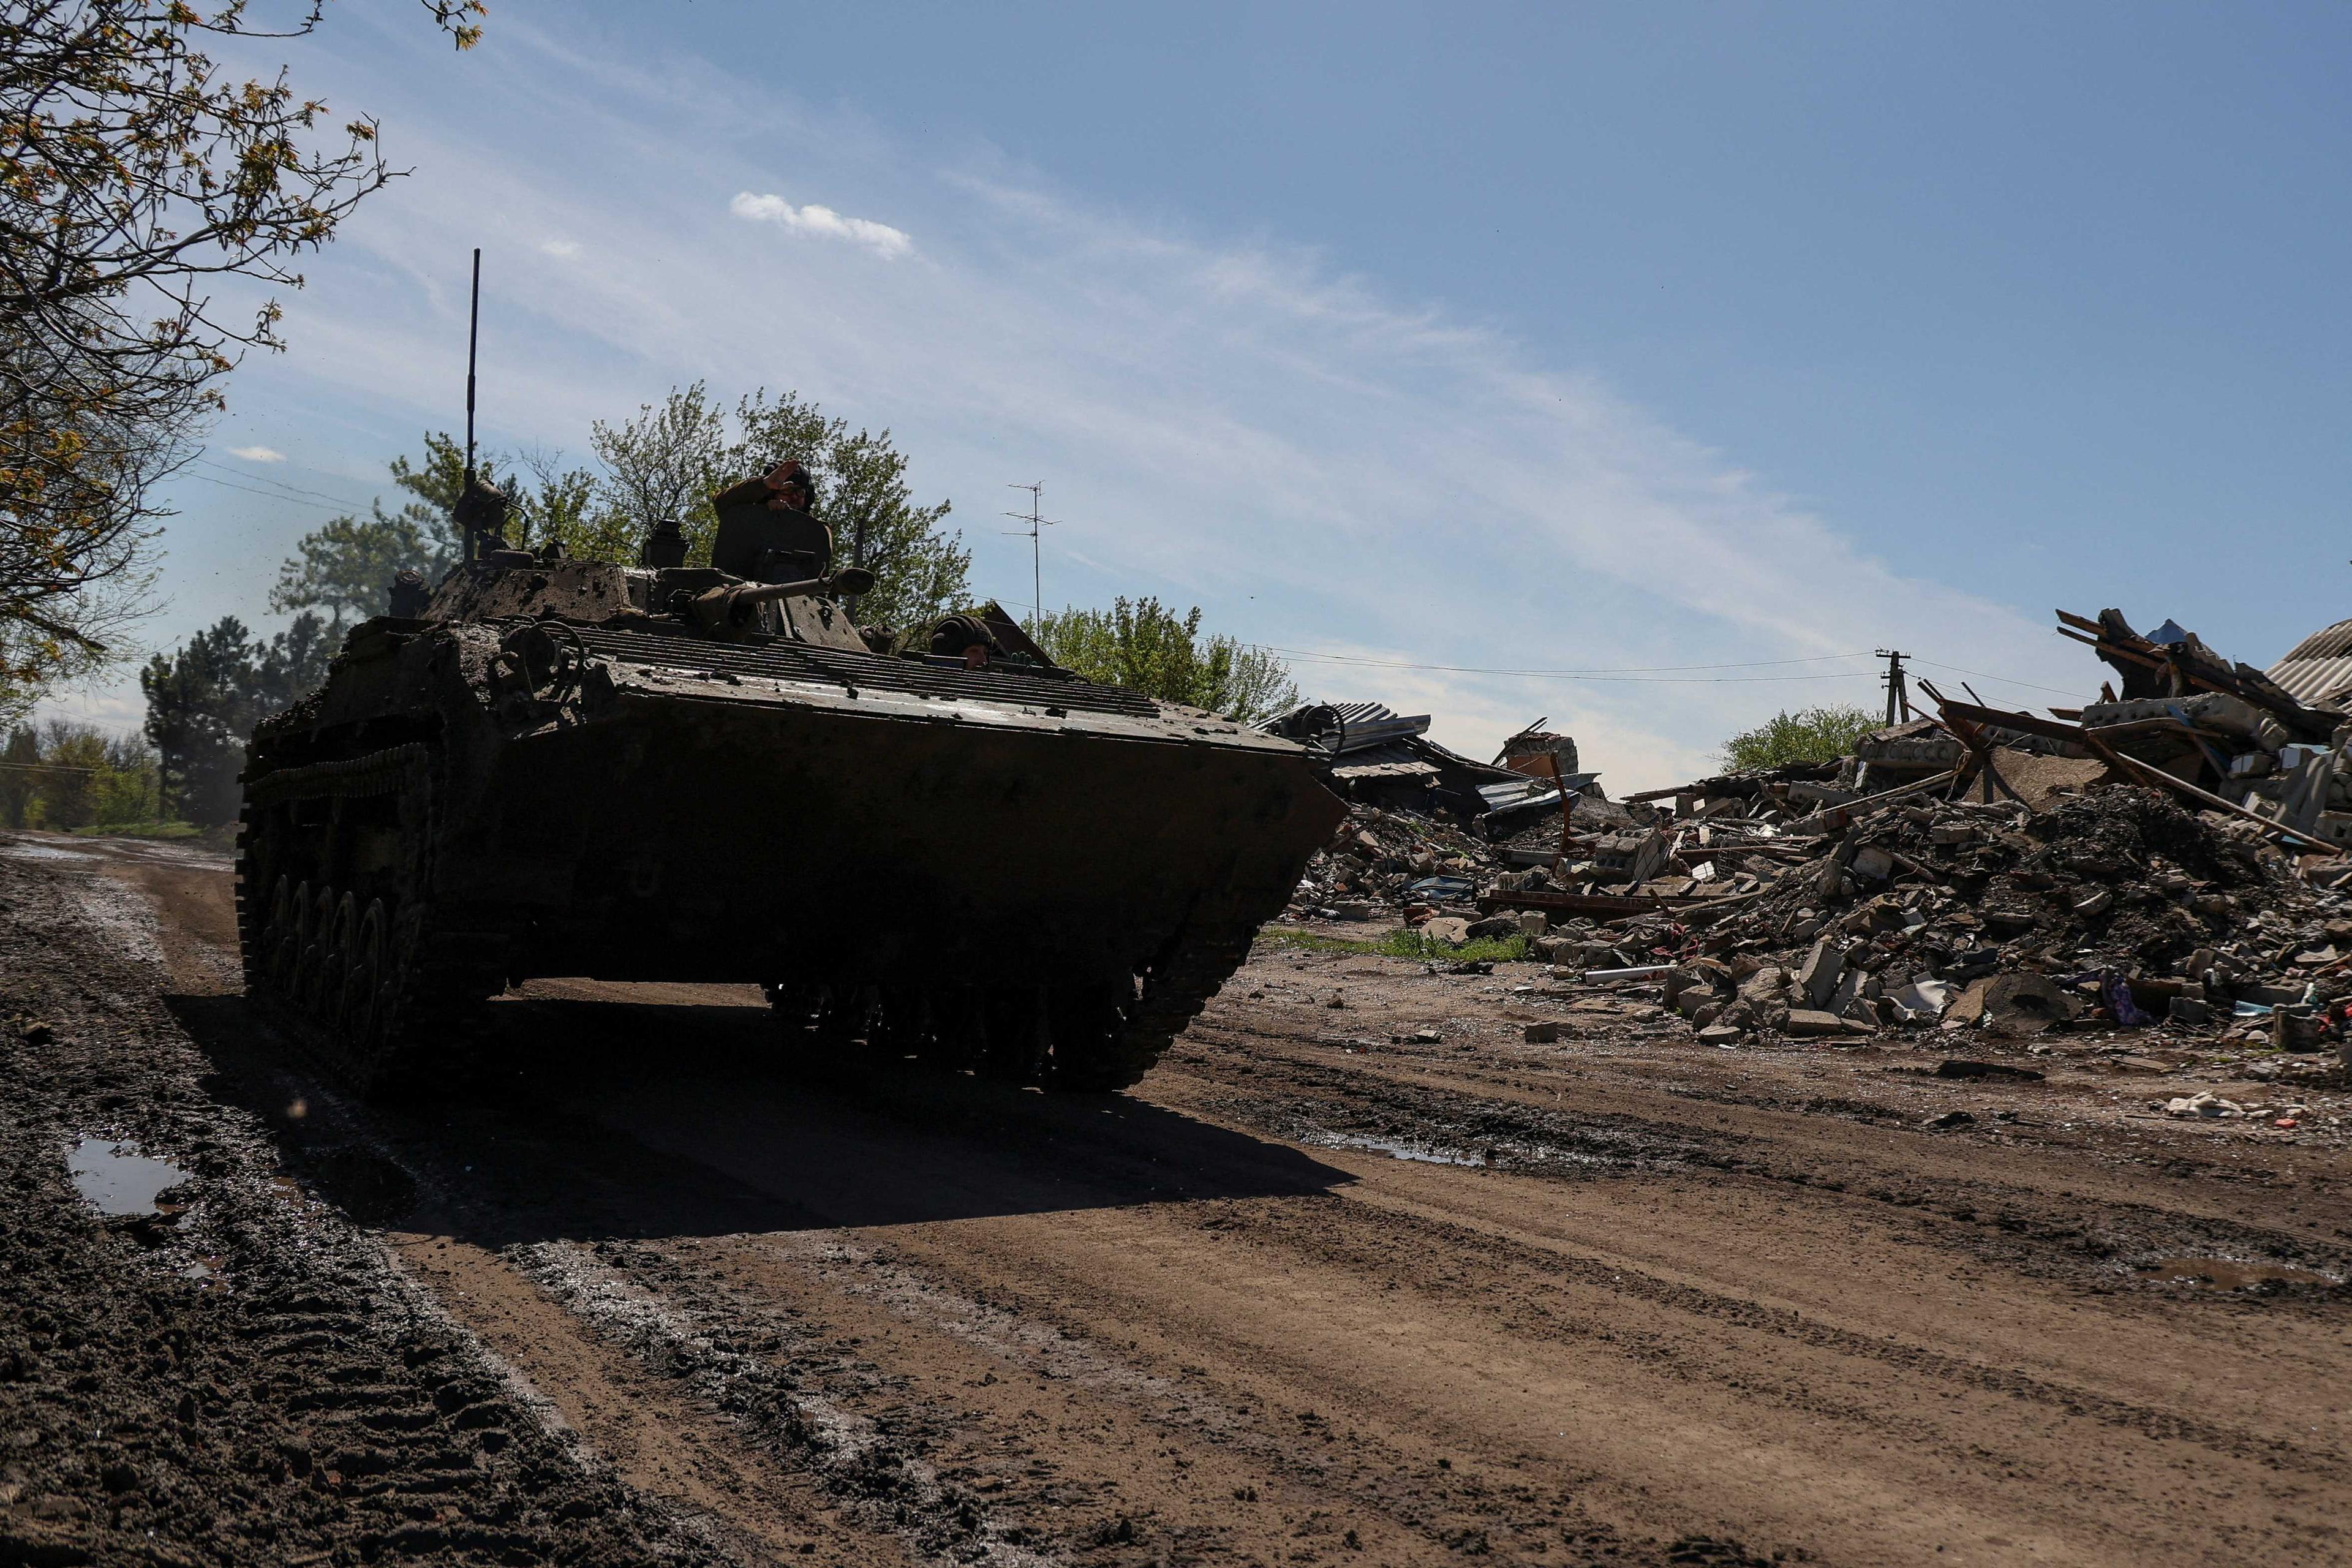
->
[2267, 617, 2352, 710]
[1257, 700, 1433, 754]
[1479, 777, 1561, 810]
[1330, 759, 1439, 782]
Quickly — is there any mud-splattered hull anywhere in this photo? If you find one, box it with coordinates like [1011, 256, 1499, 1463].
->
[442, 683, 1343, 988]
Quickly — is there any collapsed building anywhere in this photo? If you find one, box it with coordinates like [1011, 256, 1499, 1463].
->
[1270, 609, 2352, 1070]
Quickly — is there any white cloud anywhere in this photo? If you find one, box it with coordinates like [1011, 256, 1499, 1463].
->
[540, 239, 580, 258]
[729, 191, 912, 259]
[226, 444, 285, 462]
[117, 19, 2100, 795]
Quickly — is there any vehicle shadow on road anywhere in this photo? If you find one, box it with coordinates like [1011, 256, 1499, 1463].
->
[166, 989, 1354, 1251]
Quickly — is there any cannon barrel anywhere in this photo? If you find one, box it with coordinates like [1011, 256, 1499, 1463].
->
[687, 568, 873, 635]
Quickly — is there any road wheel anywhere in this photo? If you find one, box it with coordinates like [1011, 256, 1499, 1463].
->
[342, 899, 389, 1045]
[279, 880, 315, 997]
[869, 985, 932, 1063]
[919, 984, 984, 1073]
[765, 982, 821, 1034]
[298, 886, 341, 1016]
[979, 988, 1047, 1084]
[260, 876, 294, 993]
[815, 983, 875, 1042]
[1046, 982, 1147, 1092]
[313, 891, 356, 1019]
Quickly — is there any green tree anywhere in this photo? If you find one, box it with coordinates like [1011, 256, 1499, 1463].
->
[32, 720, 106, 829]
[0, 723, 37, 826]
[94, 732, 160, 825]
[141, 612, 334, 823]
[589, 381, 729, 550]
[2, 1, 484, 720]
[1718, 704, 1879, 772]
[1031, 598, 1299, 723]
[0, 721, 161, 829]
[513, 447, 616, 560]
[271, 390, 971, 629]
[271, 433, 483, 623]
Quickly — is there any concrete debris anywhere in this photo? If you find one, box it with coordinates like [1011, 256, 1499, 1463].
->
[1276, 633, 2352, 1067]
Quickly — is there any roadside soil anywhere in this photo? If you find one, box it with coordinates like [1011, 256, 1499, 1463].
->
[4, 829, 2349, 1567]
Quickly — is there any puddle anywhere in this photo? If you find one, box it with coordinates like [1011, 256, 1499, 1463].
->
[1321, 1133, 1488, 1167]
[182, 1256, 225, 1287]
[2136, 1256, 2336, 1290]
[67, 1139, 191, 1216]
[1, 841, 97, 862]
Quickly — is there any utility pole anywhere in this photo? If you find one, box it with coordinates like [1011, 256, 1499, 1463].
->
[1002, 482, 1056, 624]
[1877, 649, 1912, 726]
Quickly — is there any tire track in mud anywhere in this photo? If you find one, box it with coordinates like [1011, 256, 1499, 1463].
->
[22, 837, 2352, 1567]
[270, 978, 2352, 1566]
[507, 1237, 1056, 1567]
[710, 1228, 1659, 1565]
[0, 846, 726, 1568]
[1177, 1183, 2343, 1477]
[1175, 1016, 2352, 1288]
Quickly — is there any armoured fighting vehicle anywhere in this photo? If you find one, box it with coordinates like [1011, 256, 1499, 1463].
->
[235, 543, 1346, 1092]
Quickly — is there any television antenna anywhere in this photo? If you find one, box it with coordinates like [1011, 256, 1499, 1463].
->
[1002, 481, 1060, 621]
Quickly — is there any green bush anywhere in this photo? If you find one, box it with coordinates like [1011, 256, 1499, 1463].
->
[1031, 598, 1297, 723]
[1262, 927, 1532, 963]
[1717, 704, 1878, 772]
[1, 722, 162, 830]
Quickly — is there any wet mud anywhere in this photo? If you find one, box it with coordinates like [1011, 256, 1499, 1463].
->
[5, 831, 2351, 1567]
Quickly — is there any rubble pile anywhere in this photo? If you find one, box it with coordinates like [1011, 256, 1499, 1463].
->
[1272, 605, 2352, 1064]
[1286, 804, 1494, 922]
[1525, 782, 2352, 1047]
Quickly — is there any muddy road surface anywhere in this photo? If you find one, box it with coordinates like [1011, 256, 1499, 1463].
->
[6, 831, 2350, 1567]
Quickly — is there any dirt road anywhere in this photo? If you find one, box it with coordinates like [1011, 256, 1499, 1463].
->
[6, 831, 2350, 1567]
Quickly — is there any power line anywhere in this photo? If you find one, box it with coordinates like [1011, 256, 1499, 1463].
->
[1908, 658, 2081, 699]
[1246, 645, 1882, 676]
[21, 710, 146, 737]
[188, 456, 376, 511]
[1247, 643, 2086, 699]
[176, 470, 355, 512]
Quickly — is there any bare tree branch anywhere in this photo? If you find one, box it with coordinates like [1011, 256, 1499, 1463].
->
[0, 0, 484, 710]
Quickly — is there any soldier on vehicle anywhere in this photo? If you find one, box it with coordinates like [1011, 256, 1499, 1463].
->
[710, 459, 832, 583]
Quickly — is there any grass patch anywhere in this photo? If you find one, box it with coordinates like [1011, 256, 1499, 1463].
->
[69, 820, 204, 840]
[1262, 927, 1533, 963]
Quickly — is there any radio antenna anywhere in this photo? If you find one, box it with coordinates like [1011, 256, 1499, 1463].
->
[462, 247, 481, 562]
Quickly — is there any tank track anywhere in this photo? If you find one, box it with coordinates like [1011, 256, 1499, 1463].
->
[238, 744, 505, 1095]
[1063, 918, 1259, 1092]
[769, 902, 1260, 1094]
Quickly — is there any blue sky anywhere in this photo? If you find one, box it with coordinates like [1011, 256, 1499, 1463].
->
[47, 1, 2352, 789]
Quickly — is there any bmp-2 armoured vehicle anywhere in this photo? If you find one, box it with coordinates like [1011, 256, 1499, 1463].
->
[235, 543, 1345, 1092]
